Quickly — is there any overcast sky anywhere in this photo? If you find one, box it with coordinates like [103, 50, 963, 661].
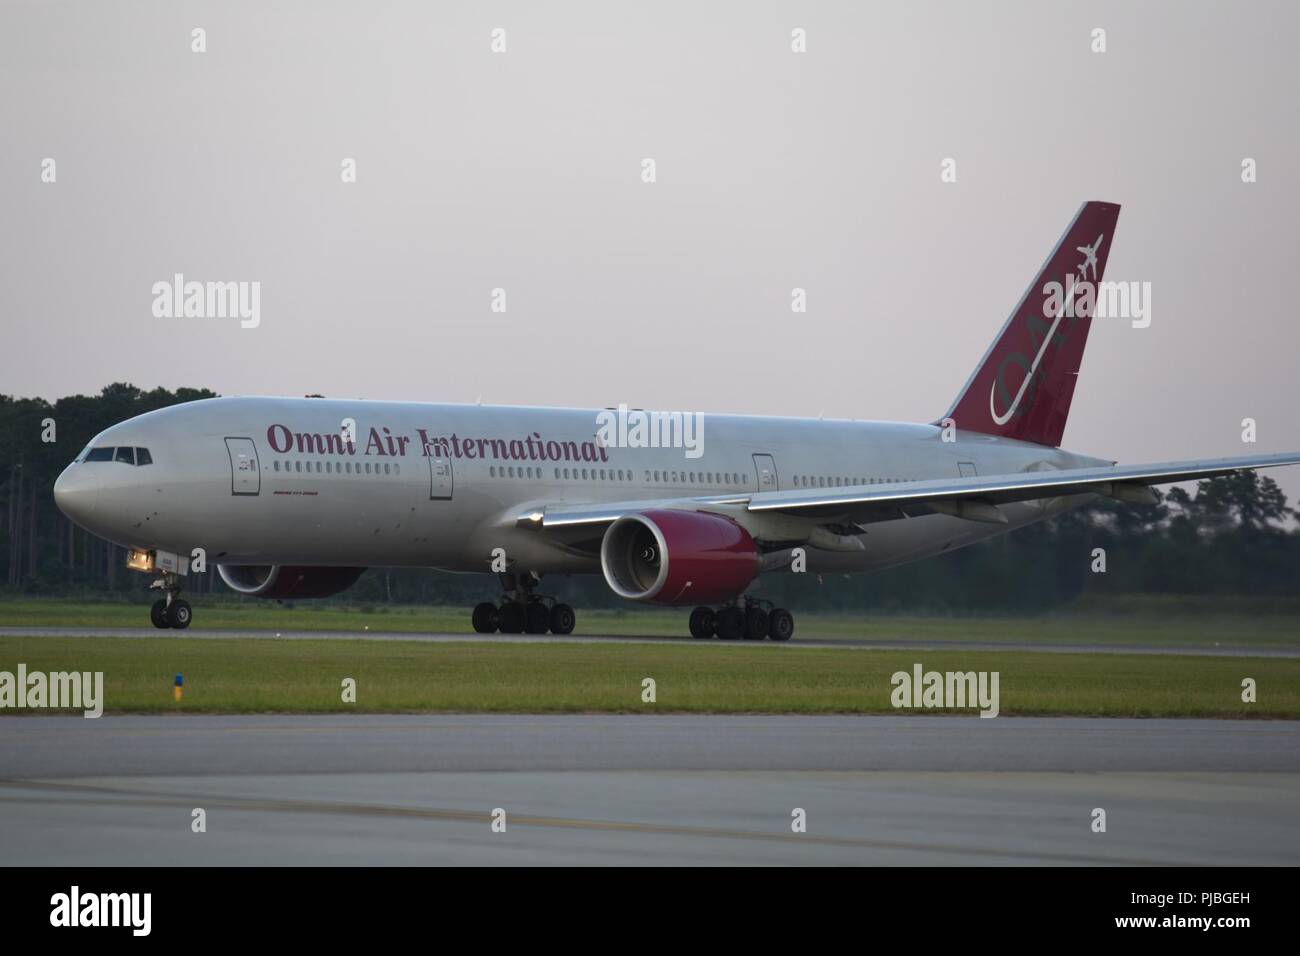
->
[3, 1, 1298, 498]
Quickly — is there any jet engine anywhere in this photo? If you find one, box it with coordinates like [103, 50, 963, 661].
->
[217, 565, 366, 599]
[599, 509, 759, 605]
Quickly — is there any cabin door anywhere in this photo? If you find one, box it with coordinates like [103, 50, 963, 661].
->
[225, 437, 260, 495]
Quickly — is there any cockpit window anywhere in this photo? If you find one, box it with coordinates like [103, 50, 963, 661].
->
[81, 445, 153, 465]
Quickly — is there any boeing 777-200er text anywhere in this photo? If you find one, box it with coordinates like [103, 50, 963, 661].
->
[54, 202, 1300, 639]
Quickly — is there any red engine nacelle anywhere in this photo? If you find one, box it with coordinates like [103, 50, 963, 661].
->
[600, 509, 759, 605]
[217, 564, 366, 599]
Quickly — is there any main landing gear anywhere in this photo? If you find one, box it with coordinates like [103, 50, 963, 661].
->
[148, 571, 192, 630]
[472, 571, 576, 636]
[689, 599, 794, 642]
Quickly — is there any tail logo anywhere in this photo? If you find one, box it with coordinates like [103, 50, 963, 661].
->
[988, 233, 1106, 425]
[1076, 234, 1103, 280]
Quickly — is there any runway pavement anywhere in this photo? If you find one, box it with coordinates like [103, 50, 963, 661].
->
[1, 715, 1297, 865]
[3, 625, 1295, 657]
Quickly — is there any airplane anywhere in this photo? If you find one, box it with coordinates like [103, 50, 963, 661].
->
[52, 200, 1300, 640]
[1076, 234, 1102, 280]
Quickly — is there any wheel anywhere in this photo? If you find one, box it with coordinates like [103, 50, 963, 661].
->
[524, 601, 550, 634]
[768, 608, 794, 642]
[150, 599, 171, 629]
[743, 606, 769, 641]
[498, 602, 525, 634]
[166, 599, 192, 630]
[549, 603, 576, 635]
[472, 602, 499, 633]
[689, 606, 716, 639]
[715, 606, 744, 641]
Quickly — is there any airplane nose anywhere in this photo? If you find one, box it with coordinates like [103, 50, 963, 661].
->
[53, 465, 99, 524]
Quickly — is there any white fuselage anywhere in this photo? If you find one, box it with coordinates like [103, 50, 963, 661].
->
[53, 396, 1108, 579]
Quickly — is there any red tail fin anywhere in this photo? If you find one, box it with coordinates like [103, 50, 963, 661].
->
[943, 200, 1121, 447]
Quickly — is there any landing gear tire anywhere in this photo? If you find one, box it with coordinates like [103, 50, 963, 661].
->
[689, 606, 716, 639]
[743, 606, 769, 641]
[549, 603, 576, 635]
[498, 602, 526, 634]
[768, 608, 794, 642]
[165, 599, 192, 630]
[150, 599, 170, 629]
[524, 601, 550, 634]
[472, 602, 500, 634]
[715, 606, 744, 641]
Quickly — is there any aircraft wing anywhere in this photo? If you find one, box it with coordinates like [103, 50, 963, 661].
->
[745, 451, 1300, 523]
[519, 493, 751, 530]
[524, 452, 1300, 532]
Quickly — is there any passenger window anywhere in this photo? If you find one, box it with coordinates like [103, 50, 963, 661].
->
[136, 448, 152, 466]
[115, 447, 135, 465]
[274, 461, 281, 472]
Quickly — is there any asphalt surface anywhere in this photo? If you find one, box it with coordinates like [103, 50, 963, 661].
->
[1, 715, 1297, 865]
[2, 625, 1295, 657]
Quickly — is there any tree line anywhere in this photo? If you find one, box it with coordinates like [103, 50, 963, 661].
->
[1, 384, 1296, 610]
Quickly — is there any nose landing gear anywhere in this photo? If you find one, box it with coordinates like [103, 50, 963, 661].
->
[148, 572, 191, 630]
[689, 599, 793, 642]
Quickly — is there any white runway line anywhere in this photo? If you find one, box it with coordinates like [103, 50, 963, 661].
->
[2, 625, 1296, 657]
